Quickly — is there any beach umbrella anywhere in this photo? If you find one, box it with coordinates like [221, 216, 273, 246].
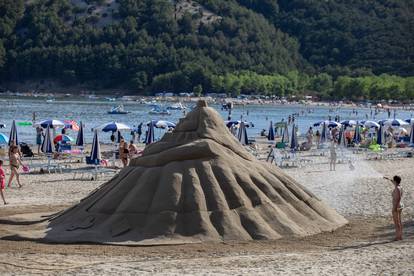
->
[377, 119, 388, 126]
[290, 124, 298, 150]
[53, 134, 74, 144]
[327, 121, 341, 128]
[320, 122, 327, 144]
[64, 120, 80, 131]
[41, 125, 54, 154]
[267, 121, 275, 141]
[145, 121, 155, 145]
[377, 125, 384, 145]
[146, 120, 176, 129]
[36, 119, 65, 129]
[338, 126, 347, 148]
[95, 122, 131, 132]
[76, 121, 85, 147]
[383, 119, 409, 127]
[405, 118, 414, 124]
[237, 121, 249, 146]
[89, 130, 101, 164]
[313, 120, 327, 127]
[410, 124, 414, 145]
[0, 133, 9, 144]
[353, 123, 361, 144]
[363, 121, 380, 128]
[117, 131, 123, 143]
[281, 124, 289, 144]
[225, 120, 254, 128]
[8, 120, 18, 146]
[340, 120, 357, 127]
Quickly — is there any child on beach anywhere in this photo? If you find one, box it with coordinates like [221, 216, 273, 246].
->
[384, 175, 404, 240]
[0, 160, 7, 204]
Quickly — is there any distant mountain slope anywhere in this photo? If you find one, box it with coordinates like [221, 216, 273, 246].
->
[235, 0, 414, 76]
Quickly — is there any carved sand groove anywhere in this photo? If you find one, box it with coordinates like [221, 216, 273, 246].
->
[30, 100, 348, 245]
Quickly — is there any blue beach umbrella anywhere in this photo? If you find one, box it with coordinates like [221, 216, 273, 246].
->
[340, 120, 357, 127]
[281, 124, 289, 144]
[237, 121, 249, 146]
[36, 119, 65, 129]
[377, 125, 384, 145]
[0, 133, 9, 144]
[8, 120, 18, 146]
[383, 119, 408, 127]
[290, 124, 298, 150]
[353, 123, 361, 144]
[225, 120, 254, 128]
[145, 121, 155, 145]
[41, 125, 54, 154]
[76, 121, 85, 147]
[405, 118, 414, 124]
[146, 120, 176, 129]
[89, 130, 101, 164]
[267, 121, 275, 141]
[320, 122, 327, 144]
[96, 122, 131, 132]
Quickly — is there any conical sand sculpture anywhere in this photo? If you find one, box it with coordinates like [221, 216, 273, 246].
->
[45, 100, 347, 244]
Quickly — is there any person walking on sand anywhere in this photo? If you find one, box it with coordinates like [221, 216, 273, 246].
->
[36, 126, 44, 154]
[7, 146, 24, 188]
[329, 140, 337, 171]
[0, 160, 7, 204]
[384, 175, 404, 240]
[119, 138, 129, 167]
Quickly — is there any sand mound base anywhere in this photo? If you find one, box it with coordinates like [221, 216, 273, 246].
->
[16, 100, 347, 245]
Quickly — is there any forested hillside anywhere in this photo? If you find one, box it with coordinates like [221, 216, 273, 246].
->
[0, 0, 413, 100]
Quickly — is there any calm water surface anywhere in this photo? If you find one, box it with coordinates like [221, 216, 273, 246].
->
[0, 98, 412, 144]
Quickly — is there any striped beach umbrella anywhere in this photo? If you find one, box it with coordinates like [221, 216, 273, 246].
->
[8, 120, 18, 146]
[36, 119, 65, 129]
[281, 124, 289, 144]
[41, 125, 54, 154]
[76, 121, 85, 147]
[267, 121, 275, 141]
[237, 121, 248, 146]
[377, 125, 384, 145]
[95, 122, 131, 132]
[145, 121, 155, 145]
[290, 124, 298, 150]
[89, 130, 101, 164]
[320, 122, 327, 144]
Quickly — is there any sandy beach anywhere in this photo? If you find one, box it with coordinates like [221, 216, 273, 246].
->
[0, 149, 413, 275]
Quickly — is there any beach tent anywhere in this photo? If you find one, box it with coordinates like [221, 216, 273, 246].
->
[237, 121, 248, 146]
[290, 124, 298, 150]
[377, 125, 385, 145]
[76, 121, 85, 147]
[0, 133, 9, 144]
[145, 121, 155, 145]
[267, 121, 275, 141]
[42, 100, 347, 245]
[281, 124, 289, 144]
[353, 123, 361, 144]
[8, 120, 18, 146]
[35, 119, 65, 129]
[41, 125, 54, 154]
[320, 122, 327, 144]
[89, 130, 101, 164]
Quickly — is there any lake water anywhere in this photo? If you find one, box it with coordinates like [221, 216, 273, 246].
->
[0, 98, 412, 144]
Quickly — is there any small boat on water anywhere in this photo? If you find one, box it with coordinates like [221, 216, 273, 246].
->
[167, 102, 186, 110]
[46, 98, 55, 103]
[108, 105, 130, 115]
[148, 105, 171, 115]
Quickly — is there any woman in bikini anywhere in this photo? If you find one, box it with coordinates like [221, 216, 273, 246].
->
[7, 146, 24, 188]
[384, 175, 404, 240]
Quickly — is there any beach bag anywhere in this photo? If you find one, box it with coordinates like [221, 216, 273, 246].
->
[22, 165, 30, 173]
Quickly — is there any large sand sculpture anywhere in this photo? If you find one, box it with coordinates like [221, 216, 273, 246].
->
[45, 100, 347, 244]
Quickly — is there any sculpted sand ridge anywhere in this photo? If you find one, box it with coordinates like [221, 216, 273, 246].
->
[25, 100, 347, 244]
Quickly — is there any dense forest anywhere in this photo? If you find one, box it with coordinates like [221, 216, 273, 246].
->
[0, 0, 413, 100]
